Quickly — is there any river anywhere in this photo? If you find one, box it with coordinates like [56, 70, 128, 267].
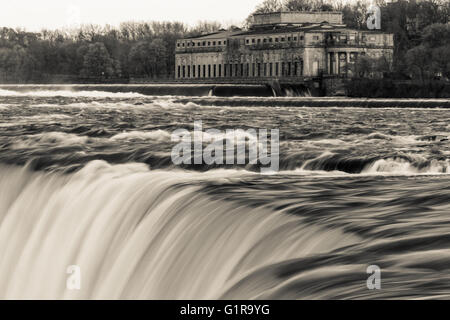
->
[0, 87, 449, 299]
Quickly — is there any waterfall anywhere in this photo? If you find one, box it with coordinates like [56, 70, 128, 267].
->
[0, 161, 358, 299]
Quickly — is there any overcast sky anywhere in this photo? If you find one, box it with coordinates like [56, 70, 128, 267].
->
[0, 0, 265, 31]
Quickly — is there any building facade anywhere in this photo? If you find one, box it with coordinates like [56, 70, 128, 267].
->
[175, 11, 394, 81]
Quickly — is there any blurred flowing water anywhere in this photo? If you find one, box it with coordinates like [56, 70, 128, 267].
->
[0, 87, 450, 299]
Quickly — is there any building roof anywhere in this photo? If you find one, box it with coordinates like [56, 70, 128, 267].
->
[252, 10, 343, 16]
[184, 30, 244, 40]
[241, 23, 345, 36]
[181, 23, 392, 41]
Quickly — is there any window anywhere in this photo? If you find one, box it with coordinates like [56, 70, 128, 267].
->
[219, 64, 222, 77]
[240, 63, 244, 76]
[182, 43, 185, 47]
[275, 62, 279, 76]
[224, 40, 227, 45]
[213, 41, 216, 45]
[218, 41, 221, 45]
[193, 65, 196, 77]
[252, 39, 255, 43]
[313, 36, 319, 40]
[263, 38, 267, 43]
[203, 65, 206, 78]
[246, 39, 249, 44]
[252, 63, 255, 77]
[269, 63, 273, 76]
[275, 38, 279, 42]
[293, 36, 297, 41]
[208, 65, 211, 78]
[182, 66, 185, 78]
[288, 37, 291, 41]
[177, 65, 180, 78]
[208, 41, 211, 46]
[257, 63, 261, 77]
[300, 36, 304, 40]
[281, 37, 285, 42]
[198, 65, 201, 78]
[187, 66, 190, 78]
[203, 41, 206, 46]
[257, 39, 261, 43]
[177, 43, 180, 47]
[213, 65, 216, 77]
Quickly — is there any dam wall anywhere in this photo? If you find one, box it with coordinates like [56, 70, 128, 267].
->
[0, 83, 316, 97]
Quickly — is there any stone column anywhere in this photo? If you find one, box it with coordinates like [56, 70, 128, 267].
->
[327, 52, 331, 75]
[335, 52, 339, 75]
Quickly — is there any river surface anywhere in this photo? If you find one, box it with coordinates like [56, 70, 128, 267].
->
[0, 88, 449, 299]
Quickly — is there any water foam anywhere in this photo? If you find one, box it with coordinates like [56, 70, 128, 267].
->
[0, 89, 145, 98]
[110, 130, 172, 141]
[10, 132, 90, 149]
[363, 157, 450, 175]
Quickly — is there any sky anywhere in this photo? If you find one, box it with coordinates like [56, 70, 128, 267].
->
[0, 0, 264, 31]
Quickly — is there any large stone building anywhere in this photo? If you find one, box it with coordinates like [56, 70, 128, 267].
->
[175, 11, 394, 81]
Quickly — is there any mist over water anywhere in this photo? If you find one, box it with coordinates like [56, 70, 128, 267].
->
[0, 87, 450, 299]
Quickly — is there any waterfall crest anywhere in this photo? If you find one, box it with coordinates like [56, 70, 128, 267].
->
[0, 161, 357, 299]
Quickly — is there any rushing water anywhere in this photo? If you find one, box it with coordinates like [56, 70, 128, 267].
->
[0, 87, 450, 299]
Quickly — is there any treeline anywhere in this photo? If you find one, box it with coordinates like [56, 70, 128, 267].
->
[0, 0, 448, 83]
[349, 23, 450, 80]
[0, 21, 222, 83]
